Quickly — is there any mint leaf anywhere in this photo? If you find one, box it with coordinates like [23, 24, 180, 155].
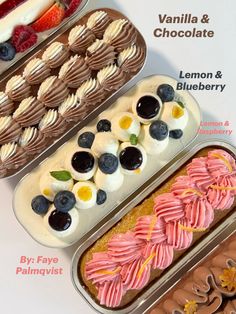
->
[177, 101, 185, 108]
[130, 134, 138, 145]
[50, 171, 72, 182]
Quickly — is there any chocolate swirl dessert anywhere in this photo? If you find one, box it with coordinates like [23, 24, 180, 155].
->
[0, 92, 14, 117]
[0, 143, 27, 172]
[151, 234, 236, 314]
[87, 11, 112, 39]
[39, 110, 67, 138]
[76, 79, 105, 108]
[19, 127, 48, 156]
[68, 25, 96, 54]
[118, 45, 146, 73]
[0, 116, 21, 145]
[58, 94, 87, 122]
[5, 75, 31, 102]
[42, 42, 70, 69]
[97, 64, 126, 91]
[23, 58, 51, 85]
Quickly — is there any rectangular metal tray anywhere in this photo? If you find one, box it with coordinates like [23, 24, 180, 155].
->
[0, 0, 89, 77]
[0, 7, 147, 179]
[71, 139, 236, 314]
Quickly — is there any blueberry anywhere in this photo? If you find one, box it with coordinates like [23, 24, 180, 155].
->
[98, 153, 118, 174]
[54, 191, 76, 213]
[31, 195, 50, 215]
[149, 120, 169, 141]
[97, 119, 111, 132]
[169, 129, 183, 139]
[96, 189, 107, 205]
[157, 84, 175, 102]
[78, 132, 95, 148]
[0, 42, 16, 61]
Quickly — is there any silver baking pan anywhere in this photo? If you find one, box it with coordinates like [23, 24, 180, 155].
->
[0, 7, 147, 179]
[0, 0, 89, 77]
[71, 139, 236, 314]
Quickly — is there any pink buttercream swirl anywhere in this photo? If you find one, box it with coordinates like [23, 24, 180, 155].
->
[97, 277, 125, 308]
[165, 218, 193, 250]
[135, 215, 167, 243]
[143, 241, 174, 269]
[207, 149, 236, 178]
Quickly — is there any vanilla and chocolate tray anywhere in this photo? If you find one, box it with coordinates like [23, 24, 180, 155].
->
[0, 8, 146, 179]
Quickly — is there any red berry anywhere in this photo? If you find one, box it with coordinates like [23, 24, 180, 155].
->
[11, 25, 37, 53]
[64, 0, 82, 18]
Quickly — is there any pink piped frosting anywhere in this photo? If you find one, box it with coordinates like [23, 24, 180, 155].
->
[84, 149, 236, 308]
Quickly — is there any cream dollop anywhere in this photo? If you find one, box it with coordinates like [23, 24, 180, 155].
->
[23, 58, 46, 76]
[0, 142, 17, 161]
[87, 39, 104, 53]
[118, 45, 137, 66]
[59, 55, 79, 78]
[5, 75, 25, 93]
[87, 11, 108, 29]
[97, 64, 118, 85]
[13, 96, 35, 118]
[76, 78, 98, 100]
[68, 25, 87, 45]
[19, 127, 37, 147]
[42, 42, 64, 61]
[38, 76, 57, 98]
[103, 19, 128, 43]
[39, 110, 58, 130]
[0, 116, 12, 133]
[58, 94, 78, 115]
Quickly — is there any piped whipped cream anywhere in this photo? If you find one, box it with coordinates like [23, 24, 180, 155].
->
[38, 76, 57, 98]
[13, 96, 35, 118]
[59, 55, 79, 79]
[5, 75, 25, 93]
[19, 127, 37, 147]
[42, 42, 64, 61]
[23, 58, 46, 76]
[39, 110, 58, 130]
[68, 25, 87, 45]
[118, 45, 137, 66]
[97, 64, 118, 85]
[87, 39, 104, 53]
[76, 78, 98, 100]
[58, 94, 78, 115]
[0, 142, 17, 162]
[87, 11, 108, 29]
[0, 116, 12, 132]
[103, 19, 128, 43]
[0, 92, 8, 104]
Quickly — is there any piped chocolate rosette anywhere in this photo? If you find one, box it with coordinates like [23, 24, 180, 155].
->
[5, 75, 31, 102]
[76, 78, 105, 108]
[83, 149, 236, 308]
[39, 109, 67, 138]
[58, 94, 87, 122]
[68, 25, 96, 54]
[0, 92, 14, 116]
[23, 58, 51, 85]
[151, 236, 236, 314]
[19, 127, 47, 156]
[0, 116, 21, 145]
[87, 11, 112, 39]
[42, 42, 70, 69]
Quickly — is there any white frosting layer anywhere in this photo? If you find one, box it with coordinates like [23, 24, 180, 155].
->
[72, 181, 97, 210]
[42, 42, 64, 61]
[13, 96, 35, 118]
[19, 127, 37, 147]
[23, 58, 46, 77]
[91, 132, 119, 157]
[103, 19, 128, 43]
[5, 75, 25, 93]
[58, 94, 78, 115]
[68, 25, 87, 46]
[111, 112, 140, 142]
[94, 167, 124, 193]
[118, 45, 137, 66]
[39, 110, 57, 130]
[44, 206, 79, 238]
[38, 76, 57, 98]
[160, 101, 189, 130]
[0, 0, 54, 43]
[0, 142, 17, 161]
[87, 11, 107, 29]
[59, 55, 78, 79]
[87, 39, 104, 53]
[119, 142, 147, 176]
[76, 78, 98, 100]
[0, 115, 12, 132]
[0, 92, 8, 105]
[139, 124, 169, 155]
[97, 64, 118, 85]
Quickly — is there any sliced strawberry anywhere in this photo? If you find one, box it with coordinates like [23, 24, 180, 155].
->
[11, 25, 37, 52]
[32, 2, 65, 33]
[63, 0, 82, 18]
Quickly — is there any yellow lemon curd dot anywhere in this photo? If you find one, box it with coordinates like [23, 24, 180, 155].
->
[119, 116, 132, 129]
[184, 300, 198, 314]
[77, 186, 92, 202]
[43, 189, 52, 197]
[172, 105, 184, 119]
[134, 168, 141, 174]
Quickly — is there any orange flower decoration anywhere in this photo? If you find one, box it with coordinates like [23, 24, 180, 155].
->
[184, 300, 198, 314]
[219, 267, 236, 291]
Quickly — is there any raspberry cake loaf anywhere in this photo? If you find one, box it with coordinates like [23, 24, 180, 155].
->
[150, 234, 236, 314]
[80, 147, 236, 308]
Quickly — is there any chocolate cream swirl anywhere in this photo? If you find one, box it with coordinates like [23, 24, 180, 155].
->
[0, 92, 14, 117]
[0, 143, 27, 170]
[97, 64, 126, 92]
[23, 58, 51, 85]
[118, 45, 145, 73]
[39, 110, 67, 138]
[5, 75, 31, 102]
[42, 42, 70, 69]
[19, 127, 48, 156]
[0, 116, 21, 145]
[68, 25, 96, 54]
[87, 11, 112, 39]
[76, 78, 105, 108]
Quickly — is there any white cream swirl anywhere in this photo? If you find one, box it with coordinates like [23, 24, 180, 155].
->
[59, 55, 78, 79]
[5, 75, 25, 93]
[87, 39, 104, 53]
[23, 58, 46, 77]
[76, 79, 98, 100]
[39, 110, 58, 130]
[118, 45, 137, 66]
[97, 64, 118, 85]
[19, 127, 37, 147]
[0, 143, 17, 162]
[0, 116, 12, 132]
[42, 42, 64, 61]
[58, 94, 78, 115]
[68, 25, 87, 46]
[0, 92, 8, 104]
[13, 96, 35, 118]
[103, 19, 128, 43]
[38, 76, 57, 98]
[87, 11, 107, 29]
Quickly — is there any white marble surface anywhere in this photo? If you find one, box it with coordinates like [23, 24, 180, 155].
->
[0, 0, 235, 313]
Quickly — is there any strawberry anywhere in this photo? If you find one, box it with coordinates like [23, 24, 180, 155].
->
[63, 0, 82, 18]
[31, 2, 65, 33]
[12, 25, 37, 52]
